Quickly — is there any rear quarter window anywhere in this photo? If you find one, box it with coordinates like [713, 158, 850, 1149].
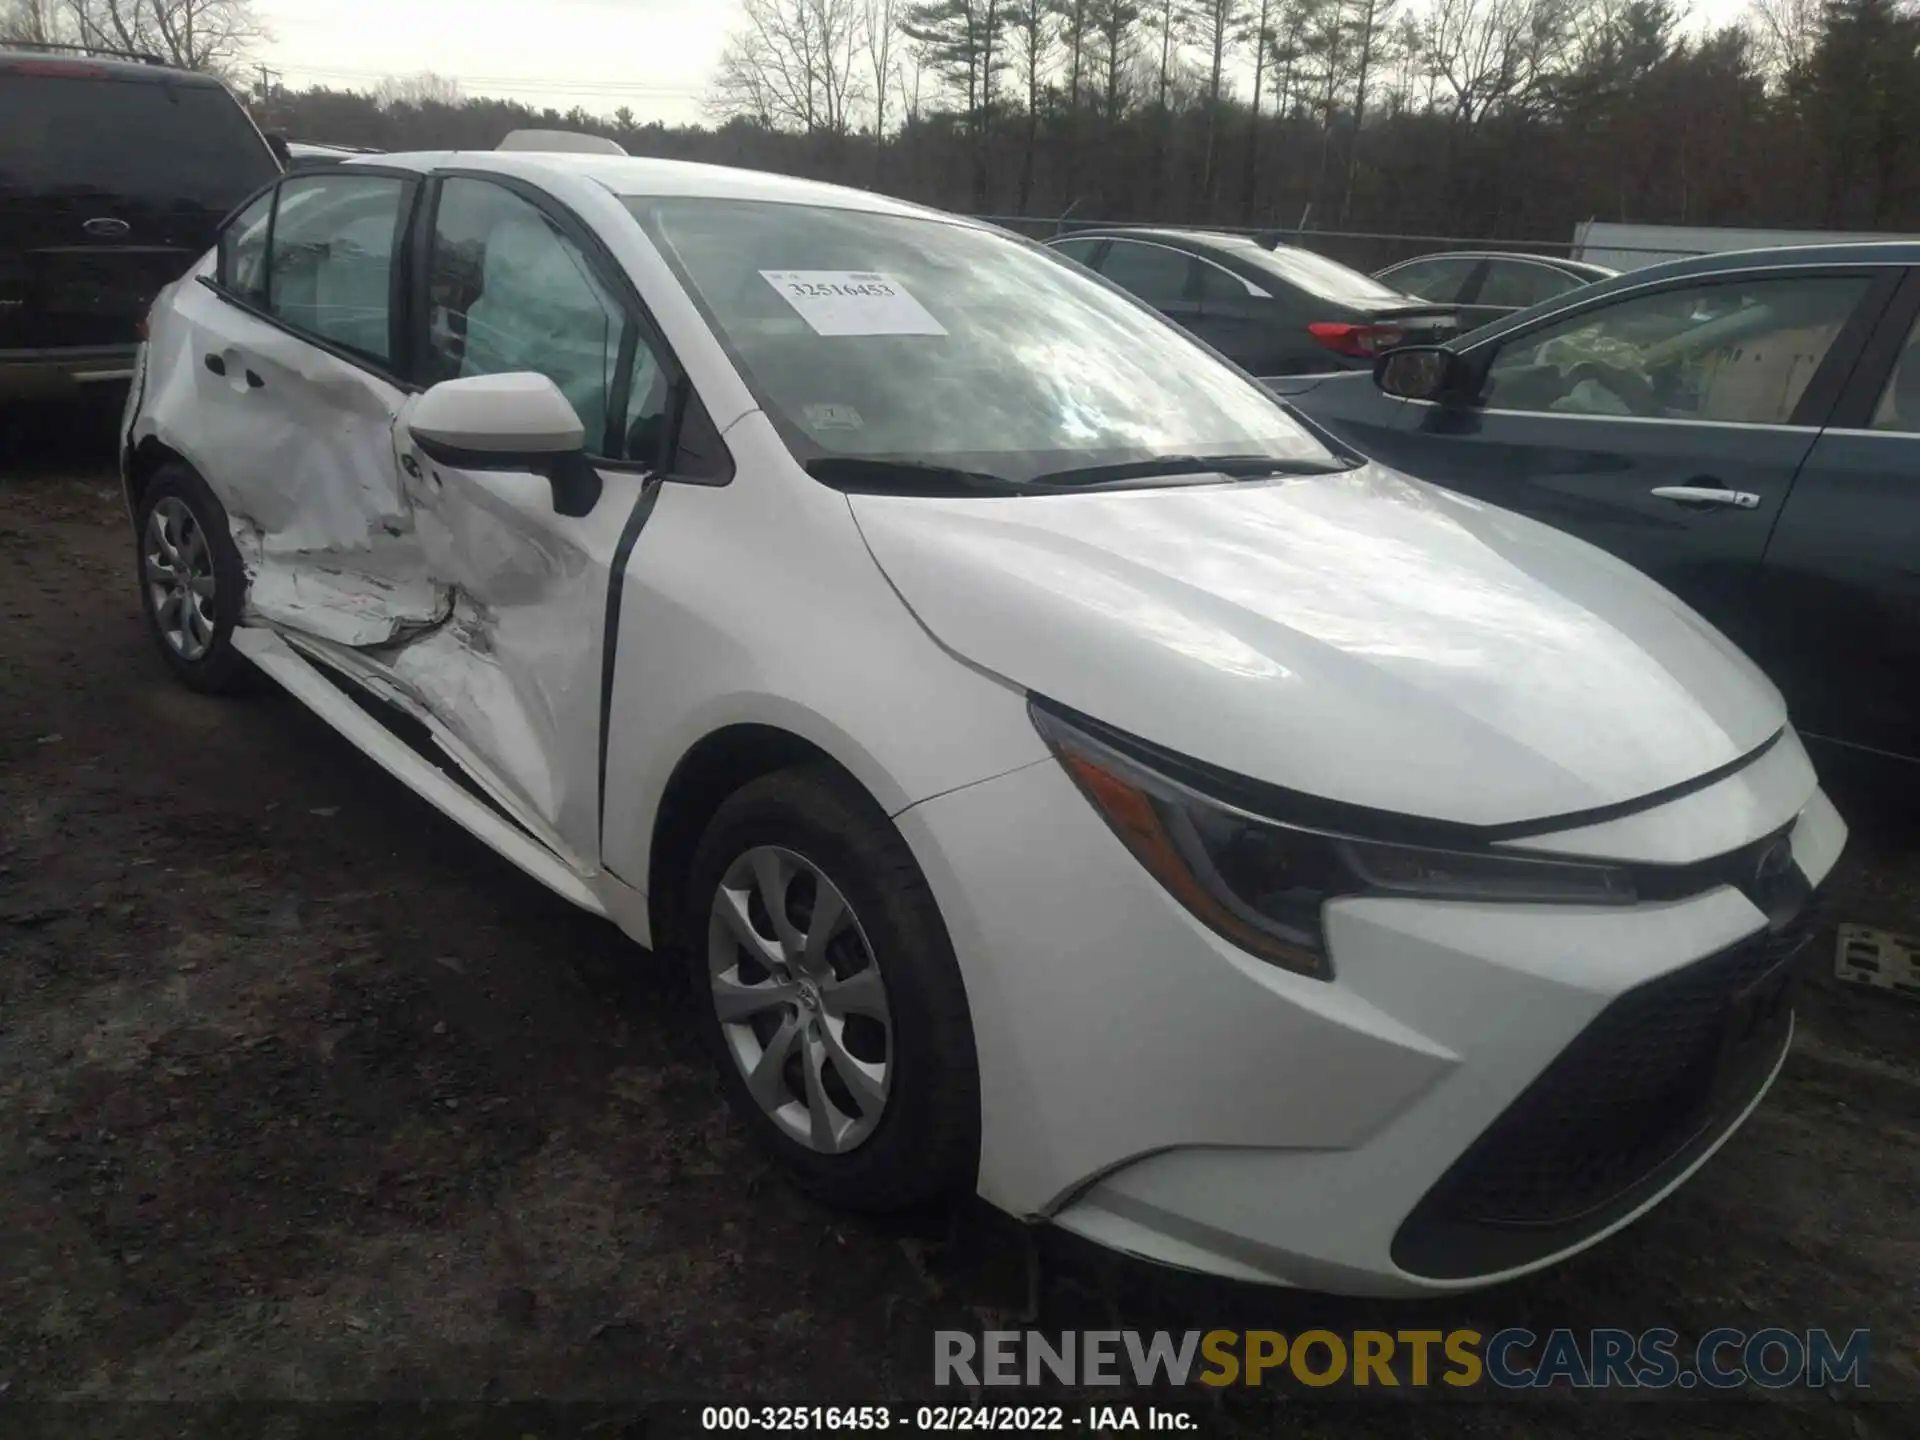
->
[0, 71, 276, 211]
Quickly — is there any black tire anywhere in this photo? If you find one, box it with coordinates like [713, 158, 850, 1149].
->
[133, 463, 251, 694]
[685, 763, 981, 1211]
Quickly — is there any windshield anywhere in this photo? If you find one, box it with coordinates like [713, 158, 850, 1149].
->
[1225, 240, 1416, 306]
[624, 197, 1332, 486]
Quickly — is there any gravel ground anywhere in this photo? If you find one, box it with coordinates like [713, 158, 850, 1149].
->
[2, 418, 1917, 1437]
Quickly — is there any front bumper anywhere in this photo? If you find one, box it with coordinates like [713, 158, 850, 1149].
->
[0, 345, 139, 400]
[896, 732, 1844, 1296]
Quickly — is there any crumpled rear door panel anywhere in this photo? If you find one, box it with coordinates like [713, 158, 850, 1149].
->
[137, 268, 450, 645]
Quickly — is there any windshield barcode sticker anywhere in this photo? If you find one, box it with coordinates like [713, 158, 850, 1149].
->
[760, 270, 948, 337]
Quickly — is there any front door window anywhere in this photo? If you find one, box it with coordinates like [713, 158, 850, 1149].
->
[1483, 275, 1871, 424]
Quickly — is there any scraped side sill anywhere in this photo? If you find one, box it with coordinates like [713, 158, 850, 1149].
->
[294, 645, 537, 842]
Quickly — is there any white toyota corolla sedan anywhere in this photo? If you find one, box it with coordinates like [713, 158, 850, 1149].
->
[120, 149, 1844, 1295]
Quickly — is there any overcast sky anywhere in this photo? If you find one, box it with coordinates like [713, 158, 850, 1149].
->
[256, 0, 1759, 131]
[256, 0, 726, 126]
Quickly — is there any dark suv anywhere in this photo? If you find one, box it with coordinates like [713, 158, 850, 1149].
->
[0, 45, 282, 400]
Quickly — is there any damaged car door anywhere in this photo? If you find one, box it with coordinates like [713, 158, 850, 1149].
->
[147, 168, 450, 644]
[374, 174, 676, 870]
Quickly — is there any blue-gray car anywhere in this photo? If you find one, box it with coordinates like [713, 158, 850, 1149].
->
[1284, 242, 1920, 771]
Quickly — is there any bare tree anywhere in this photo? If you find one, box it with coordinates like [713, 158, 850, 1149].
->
[1340, 0, 1398, 219]
[1301, 0, 1347, 210]
[1008, 0, 1058, 211]
[372, 71, 465, 108]
[1238, 0, 1276, 219]
[903, 0, 1009, 207]
[1265, 0, 1310, 120]
[866, 0, 900, 175]
[1090, 0, 1142, 130]
[896, 39, 927, 120]
[1145, 0, 1188, 207]
[708, 0, 869, 137]
[1, 0, 61, 43]
[1422, 0, 1575, 123]
[58, 0, 262, 73]
[1187, 0, 1247, 215]
[1057, 0, 1092, 109]
[18, 0, 260, 72]
[1748, 0, 1820, 87]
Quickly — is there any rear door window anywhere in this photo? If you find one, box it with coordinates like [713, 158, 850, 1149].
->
[218, 190, 273, 305]
[1234, 242, 1412, 306]
[1049, 237, 1104, 266]
[1479, 260, 1580, 309]
[264, 174, 407, 363]
[1100, 240, 1195, 307]
[1196, 263, 1259, 306]
[1381, 256, 1481, 303]
[1870, 311, 1920, 432]
[0, 71, 276, 212]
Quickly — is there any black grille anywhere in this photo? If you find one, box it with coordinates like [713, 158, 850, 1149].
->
[1391, 912, 1816, 1280]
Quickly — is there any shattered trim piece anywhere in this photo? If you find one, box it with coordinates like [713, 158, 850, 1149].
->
[1834, 923, 1920, 1001]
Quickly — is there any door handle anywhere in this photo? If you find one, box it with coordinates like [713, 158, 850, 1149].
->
[203, 353, 225, 376]
[1650, 485, 1761, 510]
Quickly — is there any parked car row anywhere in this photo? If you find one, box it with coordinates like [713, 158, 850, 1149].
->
[1041, 229, 1619, 378]
[1044, 227, 1462, 374]
[1374, 250, 1619, 332]
[116, 148, 1847, 1298]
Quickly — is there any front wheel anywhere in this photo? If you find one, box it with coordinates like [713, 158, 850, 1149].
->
[686, 764, 981, 1211]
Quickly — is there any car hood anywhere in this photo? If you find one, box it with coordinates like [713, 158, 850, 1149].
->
[848, 465, 1785, 828]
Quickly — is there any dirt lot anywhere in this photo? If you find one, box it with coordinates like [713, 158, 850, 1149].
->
[2, 420, 1918, 1437]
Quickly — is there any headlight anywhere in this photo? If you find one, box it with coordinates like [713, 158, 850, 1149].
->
[1031, 702, 1637, 980]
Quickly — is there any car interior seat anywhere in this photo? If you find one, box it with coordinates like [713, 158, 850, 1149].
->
[1699, 292, 1852, 424]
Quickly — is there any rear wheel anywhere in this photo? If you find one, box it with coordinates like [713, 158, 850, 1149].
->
[134, 463, 250, 694]
[686, 764, 980, 1211]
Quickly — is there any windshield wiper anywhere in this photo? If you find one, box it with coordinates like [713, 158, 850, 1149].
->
[1028, 453, 1355, 487]
[805, 452, 1355, 498]
[804, 456, 1028, 496]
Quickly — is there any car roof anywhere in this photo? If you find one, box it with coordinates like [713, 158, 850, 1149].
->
[1608, 240, 1920, 280]
[352, 150, 967, 224]
[1050, 227, 1255, 252]
[1381, 250, 1613, 275]
[0, 49, 224, 86]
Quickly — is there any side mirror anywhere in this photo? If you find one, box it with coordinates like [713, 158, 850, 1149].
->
[1375, 346, 1468, 405]
[408, 373, 603, 517]
[264, 131, 292, 169]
